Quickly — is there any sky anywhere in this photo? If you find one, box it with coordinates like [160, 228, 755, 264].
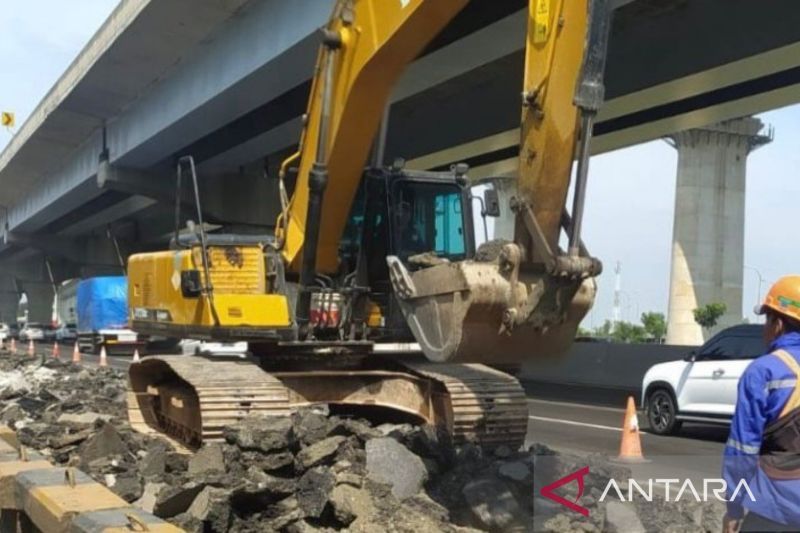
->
[1, 1, 798, 329]
[0, 2, 119, 145]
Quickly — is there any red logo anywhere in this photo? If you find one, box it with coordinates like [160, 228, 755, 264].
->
[539, 466, 590, 516]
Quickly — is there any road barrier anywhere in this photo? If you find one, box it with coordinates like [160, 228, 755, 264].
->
[0, 425, 182, 532]
[519, 341, 692, 397]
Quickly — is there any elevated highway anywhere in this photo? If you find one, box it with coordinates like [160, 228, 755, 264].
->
[2, 0, 800, 320]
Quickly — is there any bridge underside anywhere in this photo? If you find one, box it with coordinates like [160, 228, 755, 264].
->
[0, 0, 798, 291]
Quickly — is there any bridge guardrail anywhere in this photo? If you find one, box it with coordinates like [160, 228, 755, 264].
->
[519, 341, 693, 395]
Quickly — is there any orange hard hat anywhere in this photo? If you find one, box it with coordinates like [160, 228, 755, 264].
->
[756, 275, 800, 322]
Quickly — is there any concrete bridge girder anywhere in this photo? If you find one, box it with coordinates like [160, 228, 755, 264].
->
[99, 162, 281, 230]
[12, 0, 800, 243]
[5, 232, 125, 272]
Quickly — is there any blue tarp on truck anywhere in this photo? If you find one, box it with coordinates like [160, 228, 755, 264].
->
[76, 277, 129, 332]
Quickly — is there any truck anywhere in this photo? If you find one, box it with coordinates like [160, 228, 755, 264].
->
[77, 276, 145, 355]
[54, 279, 79, 342]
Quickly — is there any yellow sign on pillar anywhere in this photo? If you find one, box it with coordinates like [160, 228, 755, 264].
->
[1, 112, 14, 128]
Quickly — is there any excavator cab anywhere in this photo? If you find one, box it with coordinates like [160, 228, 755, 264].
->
[339, 161, 477, 342]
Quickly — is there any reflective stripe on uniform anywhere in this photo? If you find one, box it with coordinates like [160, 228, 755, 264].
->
[772, 350, 800, 417]
[727, 438, 760, 454]
[766, 379, 798, 393]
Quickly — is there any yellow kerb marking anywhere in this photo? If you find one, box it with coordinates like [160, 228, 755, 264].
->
[0, 462, 51, 508]
[0, 426, 19, 449]
[25, 484, 127, 532]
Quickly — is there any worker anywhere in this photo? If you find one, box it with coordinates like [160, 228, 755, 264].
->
[723, 276, 800, 532]
[395, 200, 425, 258]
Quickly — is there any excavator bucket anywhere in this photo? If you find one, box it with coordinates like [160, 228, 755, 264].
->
[387, 255, 595, 365]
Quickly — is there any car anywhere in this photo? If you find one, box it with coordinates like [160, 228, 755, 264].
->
[642, 324, 765, 435]
[19, 323, 46, 342]
[55, 323, 78, 342]
[43, 324, 58, 341]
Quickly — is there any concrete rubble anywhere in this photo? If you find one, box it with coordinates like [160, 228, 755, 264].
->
[0, 350, 725, 532]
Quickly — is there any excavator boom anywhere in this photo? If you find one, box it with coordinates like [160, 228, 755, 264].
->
[276, 0, 469, 274]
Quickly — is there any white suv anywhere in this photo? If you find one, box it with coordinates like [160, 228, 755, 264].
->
[642, 324, 764, 435]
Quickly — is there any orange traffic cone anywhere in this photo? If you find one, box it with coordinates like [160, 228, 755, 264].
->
[132, 349, 141, 363]
[615, 396, 647, 463]
[99, 346, 108, 368]
[52, 342, 60, 359]
[27, 340, 34, 357]
[10, 338, 16, 354]
[72, 342, 81, 364]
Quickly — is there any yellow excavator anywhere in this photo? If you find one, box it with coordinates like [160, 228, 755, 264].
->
[127, 0, 612, 451]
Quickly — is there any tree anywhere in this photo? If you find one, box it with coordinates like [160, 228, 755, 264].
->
[640, 312, 666, 342]
[693, 303, 727, 330]
[611, 321, 647, 344]
[593, 320, 613, 339]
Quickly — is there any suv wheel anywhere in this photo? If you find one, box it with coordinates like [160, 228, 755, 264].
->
[646, 389, 682, 435]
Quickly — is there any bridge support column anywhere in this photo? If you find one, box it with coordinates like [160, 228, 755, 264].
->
[487, 177, 516, 241]
[0, 275, 19, 324]
[666, 117, 772, 344]
[22, 282, 55, 324]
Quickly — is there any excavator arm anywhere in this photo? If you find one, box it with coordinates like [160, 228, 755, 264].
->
[275, 0, 470, 273]
[278, 0, 612, 361]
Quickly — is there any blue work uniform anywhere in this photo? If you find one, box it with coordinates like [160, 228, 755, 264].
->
[723, 331, 800, 525]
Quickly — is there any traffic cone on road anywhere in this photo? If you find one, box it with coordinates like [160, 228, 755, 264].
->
[10, 338, 16, 354]
[72, 342, 81, 364]
[132, 349, 140, 363]
[99, 346, 108, 368]
[615, 396, 647, 463]
[27, 340, 34, 357]
[52, 342, 60, 359]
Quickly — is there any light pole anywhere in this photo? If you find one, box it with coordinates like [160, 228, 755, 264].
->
[744, 265, 765, 313]
[619, 290, 640, 323]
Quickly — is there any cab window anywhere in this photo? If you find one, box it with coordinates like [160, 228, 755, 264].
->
[698, 331, 765, 360]
[393, 182, 466, 261]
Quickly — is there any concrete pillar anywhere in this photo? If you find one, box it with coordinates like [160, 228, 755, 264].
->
[22, 282, 55, 324]
[487, 177, 516, 241]
[0, 275, 19, 324]
[666, 117, 772, 345]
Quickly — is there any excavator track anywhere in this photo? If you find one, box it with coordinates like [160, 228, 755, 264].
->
[128, 356, 291, 448]
[128, 355, 528, 451]
[402, 362, 529, 449]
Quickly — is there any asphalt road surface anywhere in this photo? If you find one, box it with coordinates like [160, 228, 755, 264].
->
[526, 397, 730, 481]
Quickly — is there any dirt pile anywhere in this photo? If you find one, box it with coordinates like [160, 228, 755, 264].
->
[0, 351, 725, 532]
